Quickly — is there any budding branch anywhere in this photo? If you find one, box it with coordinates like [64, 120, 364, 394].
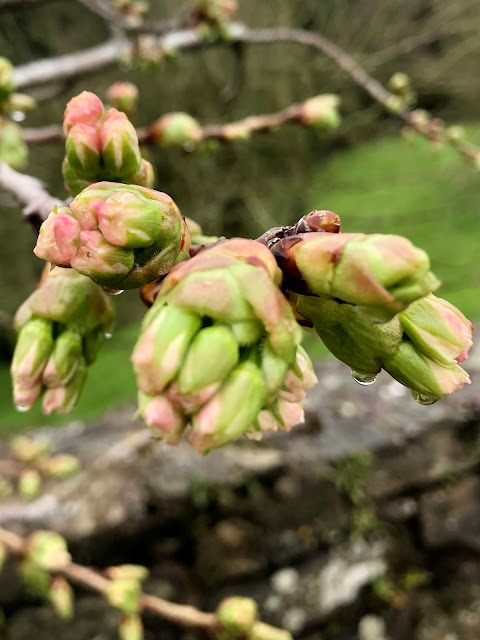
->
[0, 526, 217, 629]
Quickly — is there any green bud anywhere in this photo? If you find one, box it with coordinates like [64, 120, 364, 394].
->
[10, 435, 51, 462]
[2, 92, 37, 113]
[132, 305, 201, 393]
[249, 622, 293, 640]
[106, 578, 141, 615]
[0, 57, 14, 100]
[49, 576, 75, 620]
[119, 614, 144, 640]
[300, 94, 341, 130]
[42, 329, 83, 387]
[191, 361, 266, 453]
[11, 319, 54, 388]
[388, 72, 411, 94]
[41, 454, 81, 479]
[0, 118, 28, 169]
[178, 324, 239, 394]
[230, 319, 264, 345]
[62, 157, 91, 197]
[18, 559, 50, 598]
[150, 112, 203, 148]
[107, 565, 149, 582]
[260, 339, 290, 400]
[65, 123, 101, 179]
[217, 596, 258, 635]
[18, 469, 42, 500]
[42, 358, 87, 415]
[26, 531, 71, 571]
[129, 158, 155, 189]
[100, 108, 141, 178]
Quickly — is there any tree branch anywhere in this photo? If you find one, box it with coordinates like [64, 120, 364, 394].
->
[0, 161, 62, 228]
[0, 526, 217, 629]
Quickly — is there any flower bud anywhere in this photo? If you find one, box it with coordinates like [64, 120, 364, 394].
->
[383, 340, 470, 401]
[388, 72, 411, 94]
[10, 435, 51, 462]
[0, 57, 14, 100]
[65, 123, 101, 178]
[41, 454, 81, 479]
[42, 329, 83, 387]
[100, 108, 141, 178]
[18, 468, 42, 500]
[34, 207, 81, 265]
[300, 94, 340, 130]
[249, 622, 293, 640]
[107, 81, 139, 115]
[3, 92, 37, 113]
[119, 615, 144, 640]
[132, 305, 201, 393]
[177, 324, 239, 394]
[399, 294, 473, 366]
[71, 230, 135, 282]
[273, 232, 440, 318]
[261, 339, 290, 400]
[0, 118, 28, 169]
[150, 112, 203, 148]
[49, 576, 75, 620]
[63, 90, 104, 135]
[11, 318, 54, 388]
[217, 596, 258, 635]
[138, 392, 186, 444]
[62, 157, 91, 197]
[26, 531, 71, 571]
[191, 361, 266, 454]
[41, 359, 88, 415]
[106, 578, 141, 615]
[18, 559, 50, 598]
[128, 158, 155, 189]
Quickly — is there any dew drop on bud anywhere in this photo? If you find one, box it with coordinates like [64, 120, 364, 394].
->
[411, 390, 438, 405]
[15, 404, 29, 413]
[11, 110, 26, 122]
[350, 370, 377, 386]
[102, 287, 125, 296]
[104, 332, 113, 340]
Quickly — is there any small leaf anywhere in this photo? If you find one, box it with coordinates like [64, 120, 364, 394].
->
[26, 531, 71, 571]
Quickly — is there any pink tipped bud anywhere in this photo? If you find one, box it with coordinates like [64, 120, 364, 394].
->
[138, 393, 186, 444]
[300, 94, 341, 130]
[100, 108, 141, 178]
[150, 113, 203, 148]
[65, 123, 101, 178]
[107, 81, 139, 115]
[399, 294, 473, 366]
[217, 596, 258, 634]
[42, 359, 87, 415]
[71, 230, 134, 282]
[42, 329, 83, 387]
[11, 318, 54, 389]
[34, 207, 81, 265]
[63, 91, 104, 136]
[129, 158, 155, 188]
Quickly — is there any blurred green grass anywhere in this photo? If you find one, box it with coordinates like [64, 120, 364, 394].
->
[1, 130, 479, 431]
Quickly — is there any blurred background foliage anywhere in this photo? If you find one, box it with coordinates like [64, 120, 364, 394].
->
[0, 0, 479, 429]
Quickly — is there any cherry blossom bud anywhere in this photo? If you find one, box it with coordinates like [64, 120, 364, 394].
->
[0, 118, 28, 169]
[107, 81, 139, 115]
[49, 576, 75, 620]
[217, 596, 258, 635]
[150, 112, 203, 148]
[34, 207, 81, 265]
[300, 95, 341, 130]
[100, 108, 141, 178]
[138, 392, 186, 444]
[42, 329, 83, 387]
[26, 531, 71, 571]
[65, 123, 101, 178]
[18, 469, 42, 500]
[41, 359, 88, 415]
[63, 90, 104, 135]
[11, 318, 53, 389]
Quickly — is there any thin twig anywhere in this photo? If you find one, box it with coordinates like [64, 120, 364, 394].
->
[0, 526, 217, 629]
[0, 161, 63, 226]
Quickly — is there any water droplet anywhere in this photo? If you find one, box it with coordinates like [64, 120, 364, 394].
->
[350, 370, 377, 386]
[104, 332, 113, 340]
[15, 403, 29, 413]
[102, 287, 124, 296]
[411, 390, 438, 405]
[11, 110, 26, 122]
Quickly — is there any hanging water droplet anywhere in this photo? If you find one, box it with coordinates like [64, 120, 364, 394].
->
[102, 287, 124, 296]
[15, 403, 29, 413]
[350, 370, 377, 386]
[411, 390, 438, 405]
[11, 110, 26, 122]
[104, 331, 113, 340]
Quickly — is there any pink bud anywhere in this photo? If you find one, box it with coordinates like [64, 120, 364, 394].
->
[140, 394, 185, 444]
[107, 81, 139, 115]
[63, 91, 104, 136]
[34, 210, 81, 265]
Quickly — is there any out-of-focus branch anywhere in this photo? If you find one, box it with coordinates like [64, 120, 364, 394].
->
[0, 526, 217, 629]
[0, 161, 62, 227]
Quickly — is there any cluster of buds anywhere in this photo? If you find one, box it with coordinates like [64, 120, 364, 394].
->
[298, 94, 341, 131]
[62, 91, 153, 196]
[294, 291, 472, 403]
[34, 182, 191, 289]
[10, 267, 114, 414]
[387, 72, 416, 113]
[106, 82, 139, 116]
[271, 228, 440, 320]
[0, 116, 28, 169]
[216, 596, 292, 640]
[0, 56, 36, 116]
[191, 0, 238, 29]
[132, 239, 317, 453]
[149, 112, 203, 149]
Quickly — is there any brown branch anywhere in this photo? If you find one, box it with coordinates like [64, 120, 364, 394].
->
[0, 161, 63, 227]
[0, 526, 217, 629]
